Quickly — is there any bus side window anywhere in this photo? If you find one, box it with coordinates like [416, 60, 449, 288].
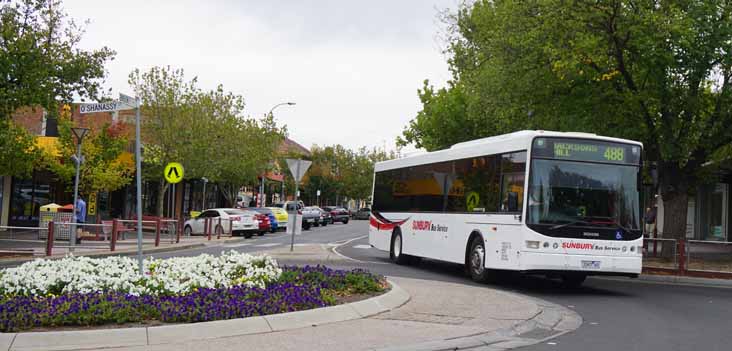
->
[500, 151, 526, 213]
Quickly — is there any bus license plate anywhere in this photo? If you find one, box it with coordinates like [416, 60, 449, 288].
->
[582, 260, 601, 269]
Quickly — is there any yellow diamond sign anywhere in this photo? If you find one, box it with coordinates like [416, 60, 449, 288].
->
[164, 162, 184, 184]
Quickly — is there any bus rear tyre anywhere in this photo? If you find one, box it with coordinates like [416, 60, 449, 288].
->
[468, 238, 492, 283]
[560, 274, 587, 288]
[390, 231, 409, 265]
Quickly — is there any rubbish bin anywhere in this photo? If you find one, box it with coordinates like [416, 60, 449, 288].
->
[39, 203, 74, 240]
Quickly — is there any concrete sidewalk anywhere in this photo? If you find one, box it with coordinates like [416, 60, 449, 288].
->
[111, 276, 579, 351]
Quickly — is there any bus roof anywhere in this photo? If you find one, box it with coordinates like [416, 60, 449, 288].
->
[376, 130, 643, 172]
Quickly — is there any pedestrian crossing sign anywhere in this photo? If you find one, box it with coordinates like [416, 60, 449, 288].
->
[164, 162, 184, 184]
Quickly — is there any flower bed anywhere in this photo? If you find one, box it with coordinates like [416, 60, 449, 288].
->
[0, 254, 386, 332]
[0, 251, 281, 296]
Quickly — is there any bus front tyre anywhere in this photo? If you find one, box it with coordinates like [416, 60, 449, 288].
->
[390, 231, 409, 265]
[468, 239, 492, 283]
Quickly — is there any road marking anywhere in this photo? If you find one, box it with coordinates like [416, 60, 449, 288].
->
[255, 243, 280, 248]
[352, 244, 371, 249]
[224, 243, 252, 248]
[331, 235, 389, 265]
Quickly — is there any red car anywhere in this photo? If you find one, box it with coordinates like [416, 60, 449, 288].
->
[254, 213, 271, 236]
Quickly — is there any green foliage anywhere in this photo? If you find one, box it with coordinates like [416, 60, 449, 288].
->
[129, 66, 285, 214]
[0, 0, 115, 119]
[0, 119, 41, 177]
[42, 111, 133, 194]
[301, 145, 396, 206]
[402, 0, 732, 238]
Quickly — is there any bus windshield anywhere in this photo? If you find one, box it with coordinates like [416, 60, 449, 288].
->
[527, 159, 640, 231]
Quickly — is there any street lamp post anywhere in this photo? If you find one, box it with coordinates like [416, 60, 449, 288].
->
[266, 102, 295, 204]
[70, 127, 89, 252]
[201, 177, 208, 210]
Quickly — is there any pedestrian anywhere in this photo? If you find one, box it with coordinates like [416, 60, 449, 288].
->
[75, 195, 87, 244]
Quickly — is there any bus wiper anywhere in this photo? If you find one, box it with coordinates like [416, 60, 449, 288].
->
[549, 220, 591, 230]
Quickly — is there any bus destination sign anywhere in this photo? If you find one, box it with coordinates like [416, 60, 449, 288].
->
[532, 138, 640, 165]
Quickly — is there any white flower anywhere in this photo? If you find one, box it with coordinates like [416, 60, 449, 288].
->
[0, 251, 281, 297]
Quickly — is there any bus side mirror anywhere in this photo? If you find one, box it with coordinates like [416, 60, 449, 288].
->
[507, 192, 519, 212]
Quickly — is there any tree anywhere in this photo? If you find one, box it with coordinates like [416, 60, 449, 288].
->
[129, 66, 206, 216]
[400, 0, 732, 240]
[43, 105, 133, 194]
[130, 66, 286, 214]
[0, 119, 41, 177]
[0, 0, 115, 174]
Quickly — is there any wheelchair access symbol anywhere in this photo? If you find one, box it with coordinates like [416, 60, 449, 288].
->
[466, 192, 480, 211]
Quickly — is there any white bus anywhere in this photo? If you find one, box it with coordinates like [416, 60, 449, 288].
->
[369, 130, 643, 286]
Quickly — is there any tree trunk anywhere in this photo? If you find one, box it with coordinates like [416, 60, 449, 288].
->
[659, 163, 690, 259]
[156, 180, 169, 217]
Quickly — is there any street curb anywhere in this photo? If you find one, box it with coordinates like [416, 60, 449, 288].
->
[0, 243, 207, 267]
[2, 279, 409, 351]
[599, 274, 732, 288]
[374, 292, 582, 351]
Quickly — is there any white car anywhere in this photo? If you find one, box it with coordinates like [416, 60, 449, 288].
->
[184, 208, 260, 238]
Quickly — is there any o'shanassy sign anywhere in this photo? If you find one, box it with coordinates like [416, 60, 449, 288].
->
[164, 162, 184, 184]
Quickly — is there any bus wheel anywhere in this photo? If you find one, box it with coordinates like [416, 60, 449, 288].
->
[560, 273, 587, 288]
[468, 238, 491, 283]
[390, 230, 409, 265]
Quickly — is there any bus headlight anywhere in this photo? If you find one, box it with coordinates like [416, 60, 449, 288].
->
[543, 242, 550, 248]
[553, 243, 559, 249]
[622, 246, 627, 252]
[526, 241, 540, 249]
[630, 246, 635, 252]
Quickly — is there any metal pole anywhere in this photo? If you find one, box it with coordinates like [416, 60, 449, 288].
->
[71, 142, 82, 251]
[202, 181, 207, 210]
[290, 162, 300, 252]
[281, 180, 285, 202]
[134, 98, 144, 274]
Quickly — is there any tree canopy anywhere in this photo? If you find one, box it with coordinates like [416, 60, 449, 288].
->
[129, 66, 285, 215]
[0, 0, 114, 177]
[400, 0, 732, 238]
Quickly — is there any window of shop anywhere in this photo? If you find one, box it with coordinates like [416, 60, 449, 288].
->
[9, 173, 56, 227]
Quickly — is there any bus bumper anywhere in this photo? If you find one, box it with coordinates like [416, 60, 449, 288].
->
[519, 251, 642, 275]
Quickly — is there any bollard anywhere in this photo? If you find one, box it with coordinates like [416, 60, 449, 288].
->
[46, 221, 55, 256]
[206, 218, 211, 241]
[111, 219, 118, 252]
[229, 218, 233, 236]
[217, 217, 222, 240]
[154, 218, 161, 247]
[176, 220, 182, 243]
[678, 239, 686, 275]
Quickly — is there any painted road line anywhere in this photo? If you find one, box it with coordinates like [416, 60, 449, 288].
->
[352, 244, 371, 249]
[331, 235, 388, 265]
[255, 243, 280, 248]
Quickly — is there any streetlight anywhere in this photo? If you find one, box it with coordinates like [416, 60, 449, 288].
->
[70, 127, 89, 251]
[266, 102, 295, 204]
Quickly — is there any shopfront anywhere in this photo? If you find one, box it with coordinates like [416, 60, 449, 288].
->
[8, 172, 67, 227]
[695, 183, 729, 241]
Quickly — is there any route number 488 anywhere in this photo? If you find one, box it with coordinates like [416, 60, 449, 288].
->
[604, 147, 625, 161]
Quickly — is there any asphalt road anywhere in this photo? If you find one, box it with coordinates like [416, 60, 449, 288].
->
[334, 222, 732, 351]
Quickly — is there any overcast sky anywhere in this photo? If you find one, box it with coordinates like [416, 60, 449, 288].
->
[64, 0, 457, 152]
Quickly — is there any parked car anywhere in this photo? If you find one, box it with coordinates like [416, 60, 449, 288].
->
[323, 207, 349, 224]
[267, 207, 288, 231]
[273, 201, 304, 212]
[355, 207, 371, 220]
[302, 206, 322, 229]
[183, 208, 259, 238]
[318, 207, 332, 226]
[248, 207, 278, 233]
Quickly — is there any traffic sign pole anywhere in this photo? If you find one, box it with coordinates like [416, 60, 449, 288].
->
[290, 161, 300, 252]
[134, 97, 144, 275]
